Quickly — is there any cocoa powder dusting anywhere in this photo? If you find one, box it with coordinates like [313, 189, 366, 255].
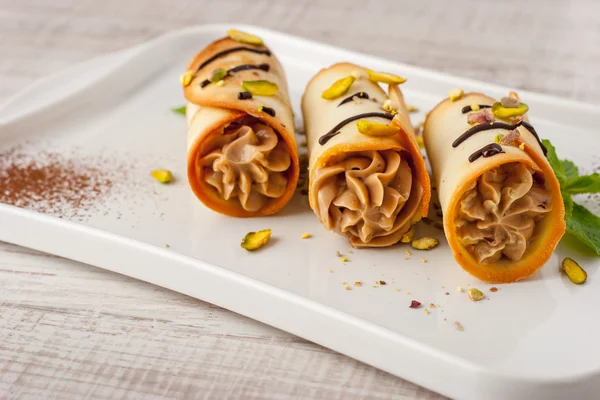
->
[0, 147, 124, 220]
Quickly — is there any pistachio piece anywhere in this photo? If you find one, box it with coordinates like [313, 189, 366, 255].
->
[356, 120, 400, 137]
[561, 257, 587, 284]
[382, 99, 397, 114]
[227, 29, 263, 45]
[241, 229, 272, 251]
[467, 288, 485, 302]
[151, 169, 173, 184]
[411, 237, 439, 250]
[322, 76, 355, 100]
[407, 105, 419, 113]
[494, 134, 505, 144]
[209, 68, 228, 83]
[491, 101, 529, 119]
[366, 70, 406, 84]
[400, 227, 415, 243]
[242, 80, 278, 96]
[501, 96, 520, 108]
[180, 71, 194, 87]
[449, 89, 464, 102]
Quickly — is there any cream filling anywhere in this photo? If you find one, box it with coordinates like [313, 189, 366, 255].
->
[456, 162, 551, 264]
[199, 121, 291, 212]
[312, 150, 413, 245]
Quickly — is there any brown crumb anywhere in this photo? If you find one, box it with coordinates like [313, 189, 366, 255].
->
[444, 292, 450, 295]
[490, 287, 499, 292]
[454, 321, 464, 331]
[379, 280, 387, 285]
[354, 280, 362, 286]
[164, 244, 170, 248]
[344, 284, 351, 291]
[429, 303, 435, 308]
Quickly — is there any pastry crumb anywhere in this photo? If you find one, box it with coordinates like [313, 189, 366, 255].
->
[340, 257, 349, 263]
[444, 292, 450, 295]
[327, 269, 333, 273]
[301, 232, 311, 239]
[420, 258, 427, 263]
[424, 308, 430, 315]
[164, 244, 170, 248]
[457, 286, 463, 293]
[354, 280, 362, 286]
[454, 321, 464, 331]
[344, 284, 351, 291]
[490, 287, 499, 292]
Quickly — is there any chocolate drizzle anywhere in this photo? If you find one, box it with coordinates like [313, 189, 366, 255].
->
[469, 143, 505, 162]
[200, 63, 271, 88]
[319, 112, 395, 145]
[260, 106, 276, 117]
[337, 92, 370, 107]
[461, 104, 492, 114]
[238, 92, 252, 100]
[453, 121, 547, 155]
[196, 47, 271, 72]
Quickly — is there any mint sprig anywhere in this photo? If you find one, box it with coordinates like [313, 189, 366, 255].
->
[171, 106, 186, 115]
[543, 139, 600, 254]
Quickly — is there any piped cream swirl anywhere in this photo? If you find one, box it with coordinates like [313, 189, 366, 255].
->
[455, 162, 551, 263]
[312, 150, 414, 246]
[199, 121, 291, 212]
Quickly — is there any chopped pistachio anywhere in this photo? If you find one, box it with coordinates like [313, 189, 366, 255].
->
[382, 99, 397, 114]
[366, 70, 406, 84]
[340, 257, 349, 263]
[151, 169, 173, 184]
[562, 257, 587, 284]
[242, 80, 278, 96]
[411, 237, 439, 250]
[401, 227, 415, 243]
[241, 229, 272, 251]
[467, 288, 485, 301]
[449, 88, 464, 102]
[180, 71, 194, 87]
[227, 29, 263, 45]
[356, 120, 400, 137]
[322, 76, 355, 99]
[209, 68, 228, 83]
[407, 105, 419, 113]
[494, 134, 505, 144]
[492, 101, 529, 119]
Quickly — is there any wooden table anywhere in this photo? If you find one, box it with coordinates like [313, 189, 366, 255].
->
[1, 1, 598, 398]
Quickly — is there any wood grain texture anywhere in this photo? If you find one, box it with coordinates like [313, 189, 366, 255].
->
[0, 0, 598, 398]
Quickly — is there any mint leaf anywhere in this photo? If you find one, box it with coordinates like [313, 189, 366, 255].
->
[563, 192, 573, 218]
[171, 106, 186, 115]
[542, 139, 566, 185]
[564, 173, 600, 194]
[562, 159, 579, 181]
[566, 203, 600, 255]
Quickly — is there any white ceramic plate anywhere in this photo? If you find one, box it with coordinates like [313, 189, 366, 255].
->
[1, 25, 599, 400]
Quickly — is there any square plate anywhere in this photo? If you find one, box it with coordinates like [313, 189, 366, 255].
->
[1, 24, 599, 400]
